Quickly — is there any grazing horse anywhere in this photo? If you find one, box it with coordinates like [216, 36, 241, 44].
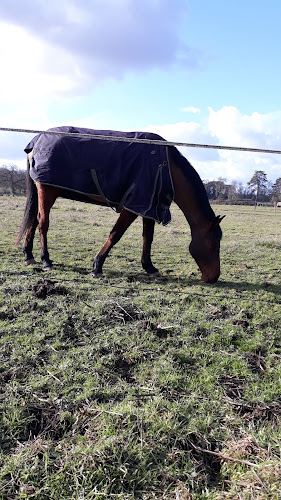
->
[16, 127, 224, 283]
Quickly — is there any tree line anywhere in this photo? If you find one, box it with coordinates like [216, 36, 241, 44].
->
[204, 170, 281, 204]
[0, 165, 26, 196]
[0, 164, 280, 204]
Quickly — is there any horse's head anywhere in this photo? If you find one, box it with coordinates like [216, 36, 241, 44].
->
[189, 215, 225, 283]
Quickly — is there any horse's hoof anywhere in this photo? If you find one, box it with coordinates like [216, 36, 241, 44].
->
[43, 264, 53, 271]
[24, 258, 37, 266]
[91, 271, 103, 278]
[147, 271, 161, 277]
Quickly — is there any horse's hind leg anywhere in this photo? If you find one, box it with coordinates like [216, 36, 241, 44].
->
[141, 218, 160, 276]
[36, 184, 58, 270]
[23, 218, 38, 265]
[92, 209, 138, 277]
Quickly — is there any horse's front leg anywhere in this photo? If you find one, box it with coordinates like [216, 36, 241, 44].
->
[141, 217, 160, 275]
[92, 209, 138, 277]
[36, 184, 58, 270]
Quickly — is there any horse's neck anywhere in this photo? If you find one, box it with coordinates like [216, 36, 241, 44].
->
[169, 159, 214, 232]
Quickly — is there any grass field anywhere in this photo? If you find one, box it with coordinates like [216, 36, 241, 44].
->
[0, 196, 280, 499]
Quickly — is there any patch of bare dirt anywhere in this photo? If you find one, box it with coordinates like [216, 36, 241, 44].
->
[32, 279, 69, 299]
[245, 346, 268, 373]
[219, 375, 245, 399]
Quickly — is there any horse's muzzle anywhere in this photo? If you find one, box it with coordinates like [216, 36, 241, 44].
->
[201, 270, 220, 283]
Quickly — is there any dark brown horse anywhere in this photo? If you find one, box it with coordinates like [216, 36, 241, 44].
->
[16, 130, 224, 283]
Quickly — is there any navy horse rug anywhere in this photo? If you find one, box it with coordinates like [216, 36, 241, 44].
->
[25, 126, 174, 225]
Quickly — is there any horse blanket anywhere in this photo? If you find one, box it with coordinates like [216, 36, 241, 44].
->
[25, 126, 174, 225]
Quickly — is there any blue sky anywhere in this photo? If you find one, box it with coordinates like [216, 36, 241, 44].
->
[0, 0, 281, 183]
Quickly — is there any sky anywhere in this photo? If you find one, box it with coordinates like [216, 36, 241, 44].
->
[0, 0, 281, 184]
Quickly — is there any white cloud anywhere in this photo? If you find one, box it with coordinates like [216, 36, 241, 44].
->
[0, 0, 199, 100]
[180, 106, 201, 114]
[206, 106, 281, 182]
[147, 107, 281, 183]
[208, 106, 281, 149]
[0, 22, 88, 103]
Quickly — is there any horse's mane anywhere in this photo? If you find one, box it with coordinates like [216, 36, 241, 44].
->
[169, 146, 215, 220]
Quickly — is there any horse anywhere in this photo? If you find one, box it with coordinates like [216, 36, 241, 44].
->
[16, 127, 225, 283]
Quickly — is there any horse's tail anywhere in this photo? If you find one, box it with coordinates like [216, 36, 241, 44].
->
[15, 157, 38, 247]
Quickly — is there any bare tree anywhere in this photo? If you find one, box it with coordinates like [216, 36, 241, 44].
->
[0, 165, 26, 195]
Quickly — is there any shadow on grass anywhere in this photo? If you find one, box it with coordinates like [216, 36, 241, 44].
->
[216, 279, 281, 297]
[2, 262, 281, 299]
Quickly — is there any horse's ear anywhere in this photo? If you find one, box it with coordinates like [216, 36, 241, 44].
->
[212, 215, 226, 227]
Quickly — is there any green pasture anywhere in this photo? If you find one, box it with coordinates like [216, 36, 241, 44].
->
[0, 196, 280, 499]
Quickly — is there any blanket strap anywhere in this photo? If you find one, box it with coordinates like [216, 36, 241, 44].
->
[116, 182, 136, 212]
[91, 169, 135, 213]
